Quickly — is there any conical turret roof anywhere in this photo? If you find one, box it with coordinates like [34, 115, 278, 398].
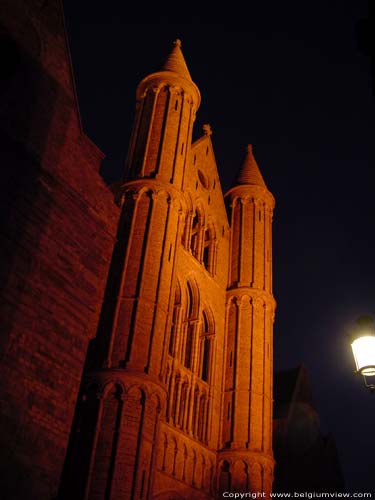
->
[136, 38, 200, 108]
[234, 144, 267, 188]
[160, 39, 192, 81]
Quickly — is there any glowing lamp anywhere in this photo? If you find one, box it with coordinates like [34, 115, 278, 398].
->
[350, 316, 375, 392]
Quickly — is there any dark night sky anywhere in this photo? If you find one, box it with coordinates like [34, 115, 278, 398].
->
[63, 1, 375, 491]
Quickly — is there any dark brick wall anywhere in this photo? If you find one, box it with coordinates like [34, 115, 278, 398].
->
[0, 1, 120, 498]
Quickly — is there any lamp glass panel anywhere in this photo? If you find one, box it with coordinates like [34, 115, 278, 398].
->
[351, 335, 375, 375]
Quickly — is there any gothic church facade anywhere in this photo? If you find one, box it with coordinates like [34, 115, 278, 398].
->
[0, 2, 275, 499]
[60, 38, 276, 500]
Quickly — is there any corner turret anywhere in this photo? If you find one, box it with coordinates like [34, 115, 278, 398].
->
[125, 39, 200, 186]
[226, 144, 275, 290]
[219, 145, 276, 495]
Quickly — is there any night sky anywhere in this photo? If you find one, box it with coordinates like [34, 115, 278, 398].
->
[63, 1, 375, 491]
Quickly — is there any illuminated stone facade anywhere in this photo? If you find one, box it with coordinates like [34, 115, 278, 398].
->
[0, 2, 276, 499]
[59, 39, 276, 500]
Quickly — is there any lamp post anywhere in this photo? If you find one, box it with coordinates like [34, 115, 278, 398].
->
[350, 315, 375, 392]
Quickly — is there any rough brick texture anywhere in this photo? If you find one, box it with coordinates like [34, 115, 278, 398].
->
[0, 1, 119, 498]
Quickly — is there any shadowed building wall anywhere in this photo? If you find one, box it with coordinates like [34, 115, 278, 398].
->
[0, 1, 119, 498]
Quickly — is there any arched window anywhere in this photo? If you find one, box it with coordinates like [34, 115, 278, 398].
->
[184, 324, 194, 369]
[202, 225, 216, 274]
[219, 460, 231, 494]
[200, 310, 212, 382]
[202, 310, 208, 333]
[192, 386, 200, 437]
[178, 382, 188, 428]
[168, 282, 181, 356]
[166, 281, 214, 444]
[187, 281, 194, 318]
[190, 210, 200, 259]
[202, 338, 210, 382]
[171, 375, 179, 423]
[184, 281, 197, 370]
[198, 394, 206, 441]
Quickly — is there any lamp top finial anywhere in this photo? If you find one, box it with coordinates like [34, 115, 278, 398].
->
[356, 315, 374, 328]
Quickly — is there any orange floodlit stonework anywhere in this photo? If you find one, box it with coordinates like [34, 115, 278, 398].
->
[0, 2, 276, 498]
[59, 39, 276, 500]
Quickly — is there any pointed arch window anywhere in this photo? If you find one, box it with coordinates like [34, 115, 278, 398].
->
[169, 282, 181, 356]
[200, 310, 213, 382]
[202, 225, 216, 274]
[197, 394, 207, 441]
[184, 208, 217, 274]
[184, 281, 197, 370]
[184, 324, 194, 369]
[202, 337, 210, 382]
[178, 382, 188, 428]
[190, 210, 200, 259]
[166, 281, 214, 444]
[171, 375, 180, 423]
[187, 281, 194, 318]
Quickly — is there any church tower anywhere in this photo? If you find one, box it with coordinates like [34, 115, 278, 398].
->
[59, 40, 201, 500]
[219, 146, 276, 494]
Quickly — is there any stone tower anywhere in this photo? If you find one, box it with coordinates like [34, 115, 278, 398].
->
[59, 40, 276, 500]
[59, 39, 200, 499]
[219, 146, 276, 494]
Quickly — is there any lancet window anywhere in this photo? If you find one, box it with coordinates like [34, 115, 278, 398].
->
[165, 280, 215, 445]
[200, 310, 212, 382]
[202, 225, 215, 274]
[184, 206, 216, 275]
[168, 281, 181, 356]
[190, 210, 201, 259]
[184, 281, 196, 369]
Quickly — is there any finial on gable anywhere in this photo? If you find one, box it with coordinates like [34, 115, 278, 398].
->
[203, 124, 212, 136]
[174, 39, 182, 48]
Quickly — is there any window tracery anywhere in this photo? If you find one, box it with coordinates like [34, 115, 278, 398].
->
[202, 225, 216, 274]
[166, 280, 215, 444]
[200, 311, 211, 382]
[169, 281, 181, 356]
[190, 210, 201, 259]
[183, 206, 216, 275]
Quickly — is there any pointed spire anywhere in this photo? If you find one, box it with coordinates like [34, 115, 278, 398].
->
[160, 39, 193, 81]
[234, 144, 267, 188]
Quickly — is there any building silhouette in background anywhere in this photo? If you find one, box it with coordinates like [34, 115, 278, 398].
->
[0, 1, 344, 498]
[273, 365, 345, 493]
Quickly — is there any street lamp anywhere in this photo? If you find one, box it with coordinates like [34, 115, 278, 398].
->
[350, 315, 375, 392]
